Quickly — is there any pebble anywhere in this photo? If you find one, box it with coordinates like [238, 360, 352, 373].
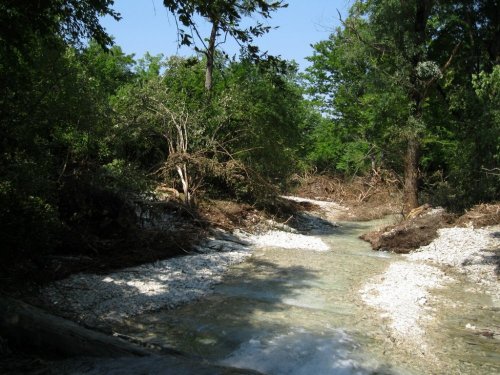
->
[465, 323, 476, 330]
[407, 226, 500, 301]
[360, 262, 451, 339]
[41, 198, 336, 327]
[360, 224, 500, 347]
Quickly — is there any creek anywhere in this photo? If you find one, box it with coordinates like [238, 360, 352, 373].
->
[51, 216, 499, 374]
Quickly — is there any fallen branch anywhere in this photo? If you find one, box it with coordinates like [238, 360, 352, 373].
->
[0, 296, 151, 358]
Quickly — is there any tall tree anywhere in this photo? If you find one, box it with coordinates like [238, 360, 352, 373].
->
[350, 0, 443, 213]
[0, 0, 121, 259]
[163, 0, 287, 91]
[304, 20, 407, 176]
[0, 0, 119, 52]
[305, 0, 499, 212]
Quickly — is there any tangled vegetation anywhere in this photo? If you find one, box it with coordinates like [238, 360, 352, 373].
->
[0, 0, 498, 276]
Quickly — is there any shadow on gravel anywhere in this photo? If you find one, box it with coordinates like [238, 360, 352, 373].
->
[286, 212, 340, 235]
[114, 256, 398, 375]
[116, 259, 320, 353]
[480, 231, 500, 275]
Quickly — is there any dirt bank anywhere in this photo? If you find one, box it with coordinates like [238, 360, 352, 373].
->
[290, 174, 401, 221]
[360, 203, 500, 254]
[360, 207, 455, 253]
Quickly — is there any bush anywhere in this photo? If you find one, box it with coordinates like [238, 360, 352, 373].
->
[0, 182, 61, 259]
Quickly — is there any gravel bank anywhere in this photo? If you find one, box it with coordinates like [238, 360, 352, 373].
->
[360, 262, 452, 340]
[42, 203, 332, 327]
[281, 195, 348, 212]
[242, 230, 330, 251]
[282, 195, 350, 221]
[42, 247, 253, 326]
[407, 226, 500, 301]
[360, 224, 500, 346]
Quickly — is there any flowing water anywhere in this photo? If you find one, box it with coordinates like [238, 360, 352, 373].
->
[112, 218, 406, 374]
[53, 217, 499, 374]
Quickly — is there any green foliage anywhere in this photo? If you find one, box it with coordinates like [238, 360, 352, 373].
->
[163, 0, 287, 58]
[81, 41, 136, 95]
[224, 59, 304, 183]
[304, 0, 499, 209]
[99, 159, 152, 197]
[473, 66, 500, 102]
[0, 181, 61, 260]
[303, 21, 407, 176]
[163, 0, 288, 91]
[0, 0, 119, 54]
[439, 66, 500, 209]
[111, 54, 306, 201]
[0, 1, 141, 258]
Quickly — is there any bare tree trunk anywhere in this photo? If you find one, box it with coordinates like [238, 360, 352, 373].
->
[0, 296, 151, 358]
[176, 163, 192, 207]
[205, 20, 219, 92]
[403, 136, 420, 215]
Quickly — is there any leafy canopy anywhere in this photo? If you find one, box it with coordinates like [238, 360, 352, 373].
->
[163, 0, 287, 59]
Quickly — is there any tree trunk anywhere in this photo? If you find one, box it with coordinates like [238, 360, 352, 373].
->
[176, 163, 192, 207]
[0, 297, 264, 374]
[0, 296, 151, 358]
[403, 136, 420, 215]
[205, 20, 219, 92]
[401, 0, 430, 216]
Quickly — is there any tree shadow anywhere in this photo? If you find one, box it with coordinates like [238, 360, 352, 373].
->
[72, 258, 321, 333]
[35, 206, 400, 374]
[467, 230, 500, 276]
[99, 256, 398, 374]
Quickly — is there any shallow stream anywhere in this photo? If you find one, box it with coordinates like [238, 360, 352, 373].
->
[54, 217, 499, 374]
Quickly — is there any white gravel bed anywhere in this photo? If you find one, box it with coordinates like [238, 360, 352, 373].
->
[42, 223, 331, 326]
[243, 230, 330, 251]
[360, 261, 452, 341]
[407, 226, 500, 301]
[360, 225, 500, 347]
[281, 195, 349, 212]
[42, 247, 252, 326]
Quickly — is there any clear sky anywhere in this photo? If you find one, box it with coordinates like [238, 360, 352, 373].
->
[101, 0, 351, 71]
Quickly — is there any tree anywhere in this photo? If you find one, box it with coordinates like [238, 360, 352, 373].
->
[0, 0, 119, 53]
[224, 58, 304, 183]
[0, 0, 126, 260]
[81, 41, 136, 95]
[112, 56, 228, 206]
[345, 1, 446, 213]
[111, 54, 307, 204]
[306, 1, 439, 212]
[305, 0, 499, 212]
[163, 0, 287, 91]
[304, 22, 407, 176]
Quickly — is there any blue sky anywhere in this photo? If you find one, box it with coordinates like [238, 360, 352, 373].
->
[101, 0, 351, 71]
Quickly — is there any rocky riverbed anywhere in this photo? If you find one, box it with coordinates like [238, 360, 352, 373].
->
[39, 197, 500, 373]
[360, 224, 500, 355]
[41, 198, 340, 328]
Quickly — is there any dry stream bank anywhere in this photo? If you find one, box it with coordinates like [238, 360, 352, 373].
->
[2, 194, 499, 374]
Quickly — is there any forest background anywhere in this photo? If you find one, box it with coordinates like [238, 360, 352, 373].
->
[0, 0, 498, 275]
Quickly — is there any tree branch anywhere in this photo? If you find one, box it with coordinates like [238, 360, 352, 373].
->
[423, 41, 461, 97]
[337, 9, 391, 54]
